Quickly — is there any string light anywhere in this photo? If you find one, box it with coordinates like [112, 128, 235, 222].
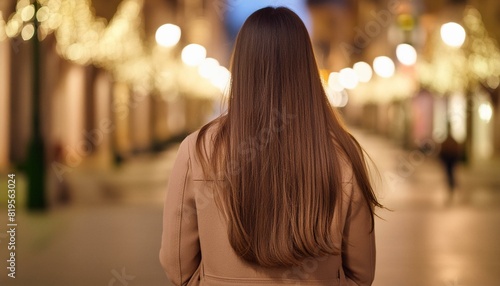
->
[0, 0, 219, 99]
[181, 44, 207, 66]
[155, 24, 181, 48]
[1, 0, 33, 40]
[21, 22, 35, 40]
[10, 2, 496, 101]
[478, 103, 493, 122]
[373, 56, 395, 78]
[0, 0, 227, 98]
[440, 22, 466, 48]
[338, 68, 359, 90]
[198, 58, 220, 79]
[420, 7, 500, 94]
[328, 72, 344, 92]
[21, 4, 35, 22]
[209, 66, 231, 94]
[353, 62, 373, 83]
[396, 44, 417, 66]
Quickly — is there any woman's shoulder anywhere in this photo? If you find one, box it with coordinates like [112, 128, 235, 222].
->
[177, 118, 223, 165]
[183, 118, 222, 147]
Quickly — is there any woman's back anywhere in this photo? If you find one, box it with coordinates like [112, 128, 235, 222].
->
[160, 125, 375, 285]
[160, 6, 380, 286]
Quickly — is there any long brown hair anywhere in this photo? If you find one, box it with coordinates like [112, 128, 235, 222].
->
[196, 7, 381, 267]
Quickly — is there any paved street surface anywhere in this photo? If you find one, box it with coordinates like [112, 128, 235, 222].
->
[355, 131, 500, 286]
[1, 129, 499, 286]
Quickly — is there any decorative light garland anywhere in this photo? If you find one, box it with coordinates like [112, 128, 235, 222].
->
[2, 2, 498, 102]
[419, 7, 500, 94]
[0, 0, 222, 98]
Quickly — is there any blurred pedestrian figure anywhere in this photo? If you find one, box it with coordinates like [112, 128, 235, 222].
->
[160, 7, 382, 286]
[439, 128, 461, 192]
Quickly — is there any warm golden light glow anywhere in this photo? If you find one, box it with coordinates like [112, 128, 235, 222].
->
[326, 89, 348, 108]
[373, 56, 395, 78]
[396, 43, 417, 66]
[21, 22, 35, 41]
[448, 94, 467, 143]
[16, 0, 30, 10]
[339, 68, 359, 90]
[440, 22, 466, 48]
[155, 23, 181, 48]
[181, 44, 207, 66]
[36, 6, 51, 22]
[0, 0, 226, 98]
[5, 17, 22, 38]
[328, 72, 344, 92]
[21, 4, 35, 22]
[479, 103, 493, 123]
[198, 58, 220, 79]
[353, 62, 372, 83]
[420, 8, 500, 94]
[66, 43, 84, 61]
[209, 66, 231, 94]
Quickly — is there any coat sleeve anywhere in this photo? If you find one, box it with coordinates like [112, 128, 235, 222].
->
[159, 137, 201, 286]
[342, 179, 376, 286]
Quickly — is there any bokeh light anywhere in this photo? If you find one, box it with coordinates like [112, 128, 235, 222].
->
[479, 103, 493, 122]
[326, 89, 349, 108]
[328, 72, 344, 92]
[198, 58, 220, 79]
[155, 23, 181, 48]
[440, 22, 466, 48]
[36, 6, 51, 22]
[21, 23, 35, 41]
[210, 66, 231, 94]
[181, 44, 207, 66]
[373, 56, 395, 78]
[396, 43, 418, 66]
[0, 2, 499, 286]
[21, 4, 35, 21]
[353, 62, 373, 83]
[338, 68, 359, 90]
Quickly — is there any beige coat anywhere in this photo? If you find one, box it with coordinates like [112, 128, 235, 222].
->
[160, 128, 376, 286]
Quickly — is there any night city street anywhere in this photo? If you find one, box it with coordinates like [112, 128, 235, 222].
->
[1, 0, 500, 285]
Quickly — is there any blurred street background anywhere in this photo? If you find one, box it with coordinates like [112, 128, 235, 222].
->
[0, 0, 499, 285]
